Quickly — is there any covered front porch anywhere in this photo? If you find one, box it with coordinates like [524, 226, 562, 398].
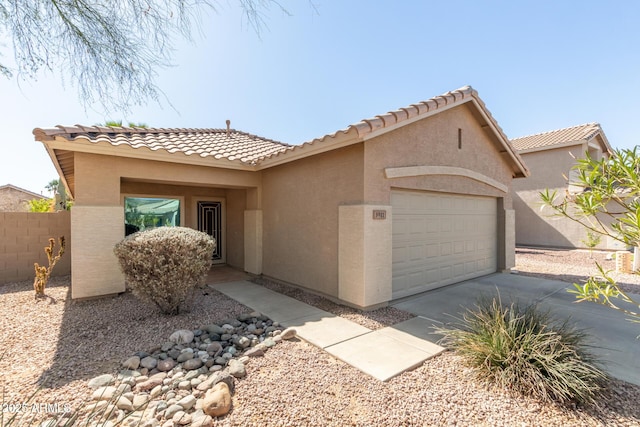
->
[67, 152, 264, 299]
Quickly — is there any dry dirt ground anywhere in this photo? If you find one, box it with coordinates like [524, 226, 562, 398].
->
[1, 248, 639, 426]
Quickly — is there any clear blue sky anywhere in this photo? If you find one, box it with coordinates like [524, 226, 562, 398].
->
[1, 1, 639, 194]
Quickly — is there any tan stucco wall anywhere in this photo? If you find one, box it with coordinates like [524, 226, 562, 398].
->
[71, 205, 124, 298]
[74, 153, 260, 205]
[244, 210, 262, 274]
[363, 105, 515, 206]
[512, 145, 621, 249]
[0, 211, 71, 284]
[261, 144, 364, 298]
[338, 204, 392, 308]
[71, 153, 259, 297]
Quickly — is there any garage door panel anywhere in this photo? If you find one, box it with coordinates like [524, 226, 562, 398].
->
[425, 243, 439, 258]
[392, 191, 497, 299]
[453, 241, 464, 254]
[440, 242, 451, 256]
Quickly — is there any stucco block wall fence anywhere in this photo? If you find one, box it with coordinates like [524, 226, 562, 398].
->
[0, 211, 71, 285]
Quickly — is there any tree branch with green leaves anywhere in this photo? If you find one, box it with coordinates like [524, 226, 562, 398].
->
[0, 0, 292, 112]
[540, 147, 640, 327]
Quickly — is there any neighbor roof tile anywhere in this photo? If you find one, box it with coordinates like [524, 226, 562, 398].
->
[510, 123, 604, 151]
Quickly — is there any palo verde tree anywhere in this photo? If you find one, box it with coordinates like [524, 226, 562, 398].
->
[540, 148, 640, 326]
[0, 0, 288, 112]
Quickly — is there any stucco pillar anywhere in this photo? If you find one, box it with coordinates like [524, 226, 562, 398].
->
[498, 204, 516, 271]
[338, 204, 392, 309]
[71, 206, 125, 299]
[244, 210, 263, 274]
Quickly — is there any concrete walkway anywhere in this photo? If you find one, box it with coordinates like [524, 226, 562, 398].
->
[211, 281, 444, 381]
[392, 272, 640, 386]
[212, 273, 640, 386]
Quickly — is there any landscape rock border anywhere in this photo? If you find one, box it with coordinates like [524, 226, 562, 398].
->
[78, 312, 297, 427]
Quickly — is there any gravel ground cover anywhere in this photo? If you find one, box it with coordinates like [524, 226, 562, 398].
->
[251, 277, 415, 330]
[1, 248, 640, 426]
[515, 247, 640, 295]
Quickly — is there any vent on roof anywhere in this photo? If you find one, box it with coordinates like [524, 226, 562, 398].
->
[226, 119, 231, 137]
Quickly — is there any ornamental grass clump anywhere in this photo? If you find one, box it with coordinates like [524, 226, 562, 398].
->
[114, 227, 215, 315]
[436, 297, 608, 406]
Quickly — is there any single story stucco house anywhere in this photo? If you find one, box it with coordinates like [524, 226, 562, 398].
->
[34, 86, 528, 309]
[510, 123, 621, 250]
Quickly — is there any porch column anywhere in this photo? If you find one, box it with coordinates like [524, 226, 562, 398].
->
[71, 152, 125, 299]
[71, 206, 125, 299]
[338, 204, 392, 309]
[502, 208, 516, 270]
[244, 210, 263, 274]
[497, 197, 515, 271]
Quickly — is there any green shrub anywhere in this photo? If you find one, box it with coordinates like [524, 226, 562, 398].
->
[436, 297, 607, 405]
[28, 197, 53, 212]
[114, 227, 215, 315]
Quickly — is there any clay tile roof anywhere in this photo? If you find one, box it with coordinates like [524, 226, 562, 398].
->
[259, 85, 528, 180]
[510, 123, 606, 152]
[33, 125, 292, 165]
[262, 86, 485, 161]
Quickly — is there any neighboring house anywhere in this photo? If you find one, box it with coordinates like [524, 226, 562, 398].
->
[510, 123, 620, 249]
[0, 183, 47, 212]
[34, 86, 528, 308]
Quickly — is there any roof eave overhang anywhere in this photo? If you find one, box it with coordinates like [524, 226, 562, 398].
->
[40, 142, 74, 199]
[592, 131, 614, 155]
[41, 137, 259, 172]
[465, 97, 529, 179]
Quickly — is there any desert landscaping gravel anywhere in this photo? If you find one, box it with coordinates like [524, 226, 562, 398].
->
[515, 247, 640, 294]
[1, 248, 640, 426]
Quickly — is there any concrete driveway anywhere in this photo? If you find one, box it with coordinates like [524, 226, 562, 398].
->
[391, 272, 640, 386]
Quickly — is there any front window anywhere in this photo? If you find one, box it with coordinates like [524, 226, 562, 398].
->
[124, 197, 181, 236]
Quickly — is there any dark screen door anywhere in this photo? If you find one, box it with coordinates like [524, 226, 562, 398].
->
[197, 201, 222, 261]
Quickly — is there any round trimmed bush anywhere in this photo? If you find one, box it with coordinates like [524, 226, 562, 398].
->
[437, 297, 608, 405]
[114, 226, 215, 315]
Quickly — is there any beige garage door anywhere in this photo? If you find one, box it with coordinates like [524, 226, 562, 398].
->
[392, 190, 497, 299]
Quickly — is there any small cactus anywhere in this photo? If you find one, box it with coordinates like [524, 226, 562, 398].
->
[33, 237, 66, 297]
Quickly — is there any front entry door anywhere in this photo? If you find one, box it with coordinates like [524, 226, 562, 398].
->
[197, 200, 224, 263]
